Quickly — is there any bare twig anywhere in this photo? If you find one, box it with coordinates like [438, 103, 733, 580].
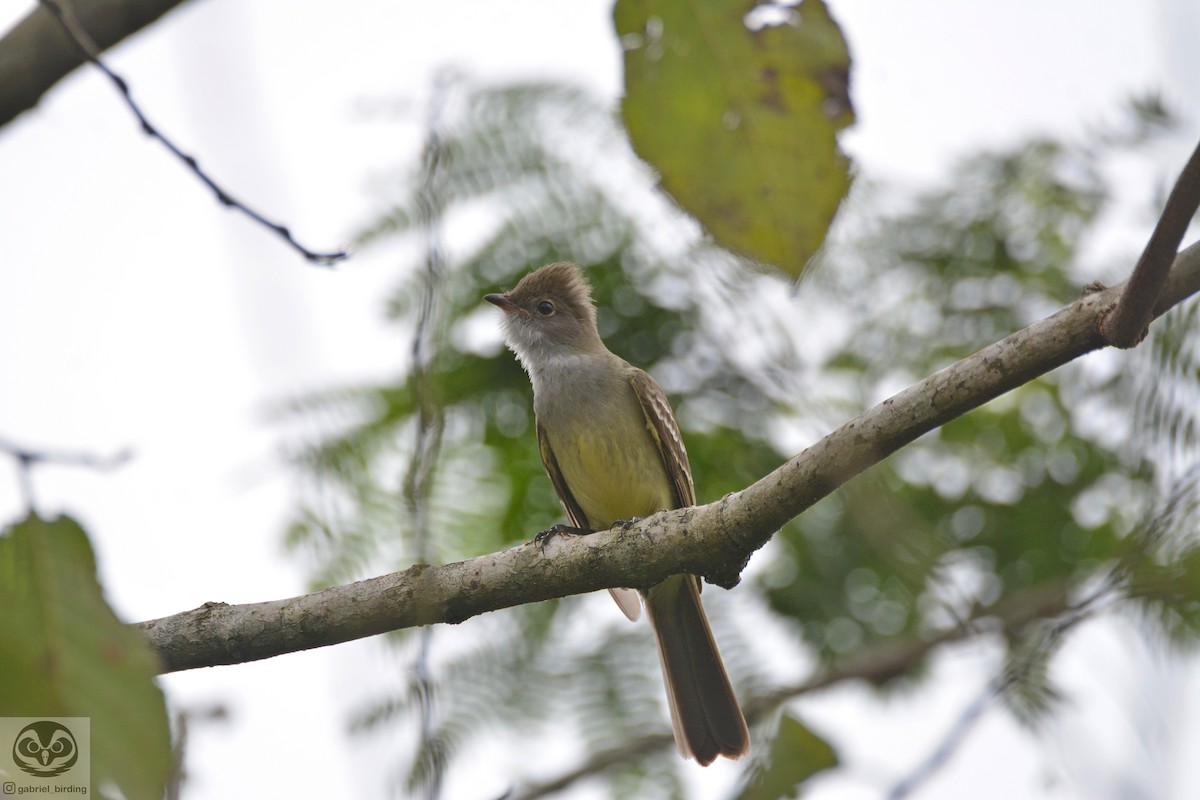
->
[1102, 137, 1200, 346]
[885, 590, 1099, 800]
[885, 686, 993, 800]
[0, 435, 132, 513]
[501, 733, 672, 800]
[36, 0, 348, 266]
[0, 437, 132, 470]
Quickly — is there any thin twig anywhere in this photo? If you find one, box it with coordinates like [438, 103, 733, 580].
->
[1102, 137, 1200, 346]
[0, 435, 133, 514]
[0, 436, 133, 470]
[501, 733, 673, 800]
[886, 595, 1100, 800]
[885, 686, 993, 800]
[37, 0, 348, 266]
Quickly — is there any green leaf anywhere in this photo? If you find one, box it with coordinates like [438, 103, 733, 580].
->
[0, 514, 170, 800]
[615, 0, 854, 277]
[736, 713, 839, 800]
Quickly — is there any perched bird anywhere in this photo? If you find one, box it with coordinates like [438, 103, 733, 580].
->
[485, 262, 749, 765]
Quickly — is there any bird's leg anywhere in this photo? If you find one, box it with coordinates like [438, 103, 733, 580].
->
[534, 523, 593, 554]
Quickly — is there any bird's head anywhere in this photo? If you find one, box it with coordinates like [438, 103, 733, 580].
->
[485, 262, 604, 368]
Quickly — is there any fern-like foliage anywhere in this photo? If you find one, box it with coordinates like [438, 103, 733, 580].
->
[281, 80, 1200, 797]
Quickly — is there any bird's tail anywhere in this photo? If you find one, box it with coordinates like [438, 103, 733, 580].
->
[644, 574, 749, 766]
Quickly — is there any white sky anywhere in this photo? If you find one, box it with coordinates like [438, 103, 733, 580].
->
[1, 1, 1198, 798]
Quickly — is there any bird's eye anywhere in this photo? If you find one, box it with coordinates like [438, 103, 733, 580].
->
[536, 300, 556, 316]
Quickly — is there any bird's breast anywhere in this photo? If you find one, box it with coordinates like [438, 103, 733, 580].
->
[533, 361, 673, 528]
[555, 424, 674, 528]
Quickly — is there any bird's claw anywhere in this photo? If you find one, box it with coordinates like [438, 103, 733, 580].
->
[534, 524, 590, 554]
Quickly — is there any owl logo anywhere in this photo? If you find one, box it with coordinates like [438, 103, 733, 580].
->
[12, 721, 79, 777]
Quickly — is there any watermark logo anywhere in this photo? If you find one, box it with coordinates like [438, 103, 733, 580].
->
[0, 717, 90, 795]
[12, 721, 79, 778]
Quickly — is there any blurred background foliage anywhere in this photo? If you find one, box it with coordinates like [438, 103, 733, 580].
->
[280, 68, 1200, 800]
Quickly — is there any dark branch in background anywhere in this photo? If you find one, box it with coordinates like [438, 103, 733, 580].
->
[136, 241, 1200, 675]
[885, 594, 1094, 800]
[0, 435, 132, 515]
[35, 0, 348, 266]
[1101, 137, 1200, 346]
[886, 686, 992, 800]
[509, 581, 1076, 800]
[502, 733, 671, 800]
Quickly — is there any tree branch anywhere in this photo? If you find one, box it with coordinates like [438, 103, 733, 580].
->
[0, 0, 193, 128]
[137, 240, 1200, 674]
[1101, 137, 1200, 346]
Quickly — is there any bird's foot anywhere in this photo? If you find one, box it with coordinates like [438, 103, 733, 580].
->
[534, 524, 592, 554]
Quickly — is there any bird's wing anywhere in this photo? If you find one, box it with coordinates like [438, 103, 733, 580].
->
[537, 421, 589, 529]
[628, 368, 696, 508]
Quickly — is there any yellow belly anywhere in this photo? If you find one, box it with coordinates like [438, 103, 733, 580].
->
[553, 426, 674, 529]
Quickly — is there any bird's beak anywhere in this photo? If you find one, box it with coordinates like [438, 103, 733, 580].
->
[485, 293, 527, 316]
